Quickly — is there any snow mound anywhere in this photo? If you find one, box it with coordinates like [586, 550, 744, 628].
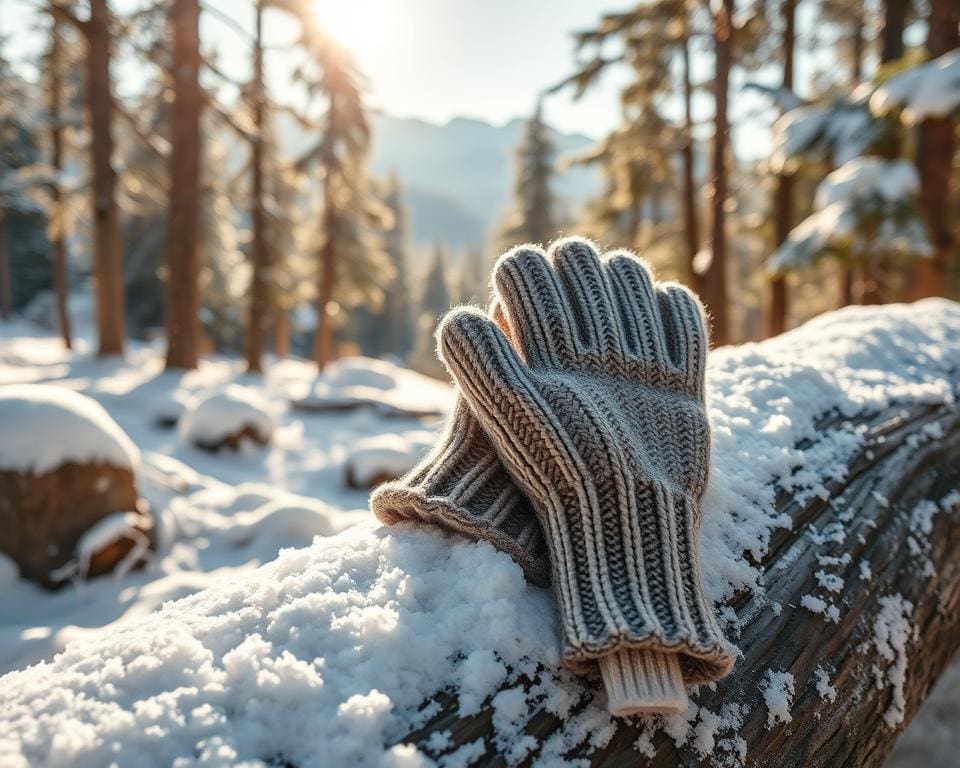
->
[0, 523, 556, 768]
[294, 357, 454, 418]
[344, 431, 436, 488]
[871, 50, 960, 125]
[0, 384, 139, 474]
[179, 386, 277, 447]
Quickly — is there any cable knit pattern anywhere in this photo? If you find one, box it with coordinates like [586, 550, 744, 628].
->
[371, 397, 550, 586]
[436, 238, 737, 695]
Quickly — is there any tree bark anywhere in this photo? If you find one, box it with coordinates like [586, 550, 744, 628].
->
[164, 0, 202, 370]
[911, 0, 959, 299]
[313, 172, 337, 370]
[245, 0, 269, 374]
[880, 0, 908, 64]
[764, 0, 795, 339]
[85, 0, 125, 356]
[700, 0, 733, 346]
[273, 307, 289, 359]
[681, 25, 700, 290]
[48, 21, 72, 349]
[838, 13, 864, 307]
[397, 397, 960, 767]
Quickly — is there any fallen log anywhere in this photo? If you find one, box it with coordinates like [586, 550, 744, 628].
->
[399, 396, 960, 767]
[1, 301, 958, 768]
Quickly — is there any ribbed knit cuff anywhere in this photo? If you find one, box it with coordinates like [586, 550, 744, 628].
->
[599, 649, 688, 716]
[546, 481, 737, 685]
[371, 398, 550, 586]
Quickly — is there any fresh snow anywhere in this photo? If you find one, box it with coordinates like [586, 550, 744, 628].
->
[873, 594, 914, 729]
[345, 431, 435, 487]
[0, 299, 958, 765]
[769, 157, 931, 272]
[871, 51, 960, 125]
[179, 385, 278, 445]
[761, 670, 795, 728]
[0, 384, 139, 474]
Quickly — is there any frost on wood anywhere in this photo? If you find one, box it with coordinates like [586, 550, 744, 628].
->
[1, 301, 960, 767]
[872, 595, 914, 729]
[0, 384, 139, 473]
[761, 670, 795, 728]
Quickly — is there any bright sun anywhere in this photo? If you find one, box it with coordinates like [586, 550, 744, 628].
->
[311, 0, 390, 62]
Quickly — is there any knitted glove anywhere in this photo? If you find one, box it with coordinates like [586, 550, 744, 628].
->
[371, 396, 550, 586]
[437, 238, 736, 716]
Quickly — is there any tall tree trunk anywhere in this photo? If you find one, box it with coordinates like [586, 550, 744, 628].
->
[700, 0, 733, 346]
[765, 0, 796, 338]
[313, 173, 337, 369]
[273, 308, 289, 359]
[0, 209, 9, 320]
[164, 0, 202, 370]
[838, 13, 864, 306]
[85, 0, 125, 356]
[911, 0, 959, 299]
[880, 0, 908, 64]
[49, 21, 72, 349]
[681, 24, 700, 291]
[245, 0, 269, 374]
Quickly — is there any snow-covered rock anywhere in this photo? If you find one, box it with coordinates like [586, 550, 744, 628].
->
[0, 384, 139, 474]
[1, 300, 958, 766]
[179, 386, 277, 451]
[344, 430, 436, 488]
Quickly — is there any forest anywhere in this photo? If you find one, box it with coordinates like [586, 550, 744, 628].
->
[1, 0, 956, 374]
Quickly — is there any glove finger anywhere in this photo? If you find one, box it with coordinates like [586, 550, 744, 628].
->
[550, 237, 625, 358]
[656, 282, 709, 390]
[605, 251, 670, 364]
[493, 245, 579, 368]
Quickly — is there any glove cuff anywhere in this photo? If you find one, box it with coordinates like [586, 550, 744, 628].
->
[371, 398, 550, 586]
[599, 649, 688, 716]
[546, 481, 737, 685]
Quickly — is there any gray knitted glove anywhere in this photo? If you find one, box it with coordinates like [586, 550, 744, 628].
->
[371, 396, 550, 586]
[437, 238, 736, 715]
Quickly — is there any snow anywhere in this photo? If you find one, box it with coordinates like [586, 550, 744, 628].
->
[814, 667, 837, 704]
[873, 594, 914, 729]
[871, 51, 960, 125]
[179, 385, 277, 446]
[771, 99, 882, 173]
[345, 431, 435, 487]
[760, 671, 795, 728]
[0, 384, 139, 474]
[50, 511, 153, 583]
[0, 299, 959, 765]
[800, 594, 840, 624]
[769, 157, 932, 272]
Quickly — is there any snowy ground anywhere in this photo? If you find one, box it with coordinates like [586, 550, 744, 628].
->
[1, 300, 959, 767]
[0, 314, 453, 676]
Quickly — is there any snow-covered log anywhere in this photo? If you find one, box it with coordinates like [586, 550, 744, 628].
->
[1, 301, 958, 768]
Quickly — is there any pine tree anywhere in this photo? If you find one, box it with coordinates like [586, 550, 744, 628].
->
[379, 172, 414, 357]
[420, 243, 451, 320]
[294, 29, 392, 370]
[495, 102, 557, 250]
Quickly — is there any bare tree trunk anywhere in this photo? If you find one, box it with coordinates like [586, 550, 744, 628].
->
[681, 25, 700, 290]
[49, 21, 72, 349]
[164, 0, 202, 370]
[880, 0, 908, 64]
[838, 14, 864, 306]
[764, 0, 795, 339]
[0, 209, 9, 320]
[700, 0, 733, 346]
[398, 398, 960, 767]
[245, 0, 269, 374]
[313, 173, 337, 370]
[911, 0, 959, 299]
[273, 308, 289, 359]
[85, 0, 125, 356]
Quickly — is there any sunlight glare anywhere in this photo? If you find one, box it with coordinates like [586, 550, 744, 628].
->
[311, 0, 391, 64]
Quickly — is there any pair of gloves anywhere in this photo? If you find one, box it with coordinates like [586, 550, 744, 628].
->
[372, 238, 736, 716]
